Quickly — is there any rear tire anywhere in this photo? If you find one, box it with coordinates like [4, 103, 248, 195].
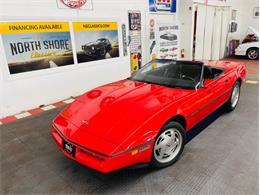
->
[225, 81, 241, 112]
[247, 48, 259, 60]
[151, 122, 186, 168]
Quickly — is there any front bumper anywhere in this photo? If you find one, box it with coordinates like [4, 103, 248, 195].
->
[51, 125, 153, 173]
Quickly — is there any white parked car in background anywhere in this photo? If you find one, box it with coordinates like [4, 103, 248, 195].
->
[235, 27, 259, 60]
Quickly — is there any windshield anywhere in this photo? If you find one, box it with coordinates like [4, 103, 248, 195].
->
[130, 59, 203, 89]
[97, 39, 106, 43]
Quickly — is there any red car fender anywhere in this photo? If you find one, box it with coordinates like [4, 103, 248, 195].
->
[238, 63, 246, 82]
[118, 104, 184, 152]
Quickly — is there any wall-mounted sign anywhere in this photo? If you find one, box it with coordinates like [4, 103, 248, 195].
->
[149, 19, 155, 40]
[149, 18, 157, 61]
[57, 0, 93, 10]
[0, 22, 74, 74]
[231, 9, 237, 20]
[128, 11, 142, 73]
[149, 0, 177, 14]
[156, 22, 179, 60]
[122, 24, 128, 56]
[73, 22, 120, 63]
[253, 7, 259, 18]
[150, 19, 155, 28]
[128, 11, 142, 31]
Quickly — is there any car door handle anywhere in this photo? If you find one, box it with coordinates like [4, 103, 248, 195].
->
[224, 79, 229, 83]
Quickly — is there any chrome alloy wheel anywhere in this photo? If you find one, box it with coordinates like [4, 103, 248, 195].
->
[231, 84, 240, 108]
[248, 50, 258, 60]
[154, 129, 182, 163]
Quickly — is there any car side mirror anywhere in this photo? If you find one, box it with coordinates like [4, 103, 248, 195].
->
[202, 79, 211, 89]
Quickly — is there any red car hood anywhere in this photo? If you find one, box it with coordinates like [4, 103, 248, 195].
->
[59, 79, 192, 146]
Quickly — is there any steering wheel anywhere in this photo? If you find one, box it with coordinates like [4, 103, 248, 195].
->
[181, 75, 196, 83]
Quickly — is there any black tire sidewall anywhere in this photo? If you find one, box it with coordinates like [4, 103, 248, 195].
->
[151, 121, 186, 168]
[225, 81, 241, 112]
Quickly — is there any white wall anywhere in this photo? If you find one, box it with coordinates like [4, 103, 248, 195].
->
[0, 0, 185, 118]
[228, 0, 259, 41]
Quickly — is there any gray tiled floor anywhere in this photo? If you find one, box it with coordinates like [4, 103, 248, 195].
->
[0, 84, 258, 195]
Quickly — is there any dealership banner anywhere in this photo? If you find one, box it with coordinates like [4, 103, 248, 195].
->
[73, 22, 120, 63]
[0, 22, 74, 74]
[156, 22, 179, 60]
[149, 0, 177, 13]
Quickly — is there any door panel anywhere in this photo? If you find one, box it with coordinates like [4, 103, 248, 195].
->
[196, 80, 218, 122]
[194, 76, 229, 124]
[181, 91, 206, 130]
[208, 75, 230, 111]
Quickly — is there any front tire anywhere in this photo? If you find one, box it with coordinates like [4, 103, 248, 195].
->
[225, 81, 241, 112]
[247, 48, 259, 60]
[151, 122, 186, 168]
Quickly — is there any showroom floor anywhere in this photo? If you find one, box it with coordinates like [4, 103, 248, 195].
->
[1, 58, 259, 195]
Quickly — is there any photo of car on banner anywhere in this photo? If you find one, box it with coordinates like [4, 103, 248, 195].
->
[160, 33, 177, 41]
[73, 22, 120, 63]
[0, 22, 74, 74]
[81, 38, 112, 59]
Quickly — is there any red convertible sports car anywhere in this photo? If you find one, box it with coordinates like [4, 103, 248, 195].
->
[52, 59, 246, 173]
